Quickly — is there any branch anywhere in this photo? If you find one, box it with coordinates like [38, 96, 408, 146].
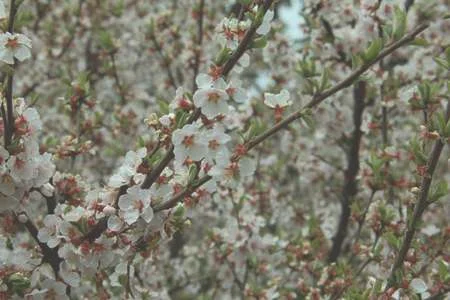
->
[110, 52, 127, 105]
[192, 0, 205, 91]
[385, 100, 450, 289]
[149, 33, 178, 90]
[328, 80, 367, 263]
[18, 215, 62, 273]
[153, 24, 430, 213]
[246, 23, 428, 151]
[140, 0, 275, 190]
[4, 0, 19, 147]
[221, 0, 273, 77]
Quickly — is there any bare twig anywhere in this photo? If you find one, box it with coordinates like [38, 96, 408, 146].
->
[150, 33, 178, 90]
[192, 0, 205, 91]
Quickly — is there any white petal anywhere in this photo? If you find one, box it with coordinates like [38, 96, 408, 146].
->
[141, 206, 154, 223]
[14, 46, 31, 62]
[123, 209, 139, 225]
[0, 49, 14, 64]
[107, 215, 123, 232]
[410, 278, 427, 294]
[47, 237, 60, 248]
[239, 157, 256, 177]
[196, 73, 212, 88]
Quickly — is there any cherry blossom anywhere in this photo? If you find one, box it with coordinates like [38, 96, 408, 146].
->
[263, 89, 291, 108]
[0, 32, 32, 64]
[108, 148, 147, 187]
[118, 185, 153, 225]
[37, 215, 63, 248]
[172, 124, 208, 162]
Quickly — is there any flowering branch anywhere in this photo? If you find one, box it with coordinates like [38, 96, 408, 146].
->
[385, 99, 450, 289]
[154, 23, 430, 213]
[19, 215, 62, 273]
[140, 0, 275, 190]
[246, 23, 429, 151]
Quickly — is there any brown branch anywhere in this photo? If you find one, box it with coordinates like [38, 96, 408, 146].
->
[19, 215, 62, 273]
[110, 52, 127, 105]
[246, 23, 428, 151]
[328, 81, 367, 263]
[192, 0, 205, 91]
[150, 33, 178, 90]
[221, 0, 274, 77]
[385, 100, 450, 289]
[4, 0, 19, 147]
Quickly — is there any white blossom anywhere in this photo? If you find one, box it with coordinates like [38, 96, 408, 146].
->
[256, 9, 274, 35]
[0, 32, 32, 64]
[172, 124, 208, 162]
[264, 89, 292, 108]
[118, 185, 153, 225]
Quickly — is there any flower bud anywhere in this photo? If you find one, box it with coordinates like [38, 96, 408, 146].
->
[40, 183, 55, 197]
[17, 213, 28, 223]
[103, 205, 116, 216]
[410, 187, 420, 194]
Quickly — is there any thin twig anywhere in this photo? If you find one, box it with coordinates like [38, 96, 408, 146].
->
[192, 0, 205, 91]
[150, 33, 178, 90]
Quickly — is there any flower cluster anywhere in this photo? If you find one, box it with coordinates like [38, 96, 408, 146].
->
[0, 100, 55, 213]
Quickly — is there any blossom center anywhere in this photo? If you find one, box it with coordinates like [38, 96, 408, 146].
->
[6, 38, 19, 49]
[208, 140, 219, 150]
[133, 199, 144, 212]
[182, 135, 195, 147]
[207, 92, 221, 103]
[14, 158, 25, 170]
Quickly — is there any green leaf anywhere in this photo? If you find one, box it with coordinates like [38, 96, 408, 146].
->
[445, 117, 450, 137]
[431, 111, 447, 135]
[98, 30, 115, 51]
[245, 118, 266, 140]
[429, 181, 448, 203]
[410, 37, 429, 47]
[362, 38, 383, 62]
[250, 36, 268, 49]
[301, 108, 315, 130]
[188, 164, 198, 183]
[409, 138, 428, 165]
[433, 57, 450, 70]
[158, 99, 170, 115]
[112, 0, 125, 17]
[351, 54, 363, 69]
[393, 5, 407, 40]
[175, 111, 189, 128]
[384, 232, 400, 250]
[319, 68, 330, 92]
[6, 273, 31, 296]
[214, 47, 232, 66]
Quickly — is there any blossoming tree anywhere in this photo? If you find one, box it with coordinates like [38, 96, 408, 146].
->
[0, 0, 449, 299]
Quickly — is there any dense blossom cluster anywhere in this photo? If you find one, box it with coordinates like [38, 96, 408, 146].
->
[0, 0, 449, 299]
